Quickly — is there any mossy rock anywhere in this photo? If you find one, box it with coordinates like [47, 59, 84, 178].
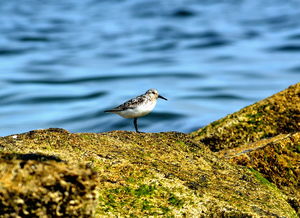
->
[0, 128, 297, 217]
[0, 152, 97, 217]
[190, 83, 300, 151]
[190, 82, 300, 216]
[220, 132, 300, 215]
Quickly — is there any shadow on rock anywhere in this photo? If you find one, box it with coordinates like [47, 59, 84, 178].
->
[0, 152, 63, 162]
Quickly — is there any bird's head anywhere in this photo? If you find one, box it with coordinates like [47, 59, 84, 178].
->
[145, 89, 167, 100]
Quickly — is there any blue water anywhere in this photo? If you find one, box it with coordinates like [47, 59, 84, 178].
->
[0, 0, 299, 136]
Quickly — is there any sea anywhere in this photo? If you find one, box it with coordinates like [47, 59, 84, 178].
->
[0, 0, 299, 136]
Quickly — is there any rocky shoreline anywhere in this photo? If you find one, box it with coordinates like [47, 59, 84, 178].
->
[0, 83, 299, 217]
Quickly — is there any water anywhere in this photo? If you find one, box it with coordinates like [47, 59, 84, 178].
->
[0, 0, 299, 136]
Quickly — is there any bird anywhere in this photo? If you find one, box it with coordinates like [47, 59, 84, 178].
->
[104, 89, 167, 133]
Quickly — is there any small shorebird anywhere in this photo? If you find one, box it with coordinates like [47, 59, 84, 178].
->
[104, 89, 167, 133]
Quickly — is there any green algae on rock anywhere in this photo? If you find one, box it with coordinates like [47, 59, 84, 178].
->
[0, 128, 297, 217]
[190, 83, 300, 151]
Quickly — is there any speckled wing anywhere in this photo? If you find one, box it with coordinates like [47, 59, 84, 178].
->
[104, 94, 147, 112]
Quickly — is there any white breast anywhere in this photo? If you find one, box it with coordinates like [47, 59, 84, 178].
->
[116, 100, 157, 118]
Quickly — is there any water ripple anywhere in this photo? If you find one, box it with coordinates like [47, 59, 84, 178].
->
[7, 73, 203, 85]
[0, 47, 31, 56]
[1, 91, 107, 105]
[187, 39, 232, 49]
[287, 33, 300, 39]
[181, 94, 253, 101]
[269, 44, 300, 52]
[15, 35, 53, 43]
[54, 110, 107, 125]
[148, 112, 185, 120]
[170, 9, 196, 18]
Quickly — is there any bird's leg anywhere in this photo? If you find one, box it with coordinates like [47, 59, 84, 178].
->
[133, 118, 140, 133]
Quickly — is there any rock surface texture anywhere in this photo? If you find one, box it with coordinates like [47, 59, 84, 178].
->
[191, 82, 300, 216]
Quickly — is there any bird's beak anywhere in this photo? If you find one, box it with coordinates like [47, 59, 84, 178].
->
[158, 95, 168, 100]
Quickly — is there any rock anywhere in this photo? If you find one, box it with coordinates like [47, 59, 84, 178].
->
[190, 83, 299, 151]
[220, 132, 300, 215]
[0, 129, 297, 217]
[0, 152, 97, 217]
[190, 82, 299, 216]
